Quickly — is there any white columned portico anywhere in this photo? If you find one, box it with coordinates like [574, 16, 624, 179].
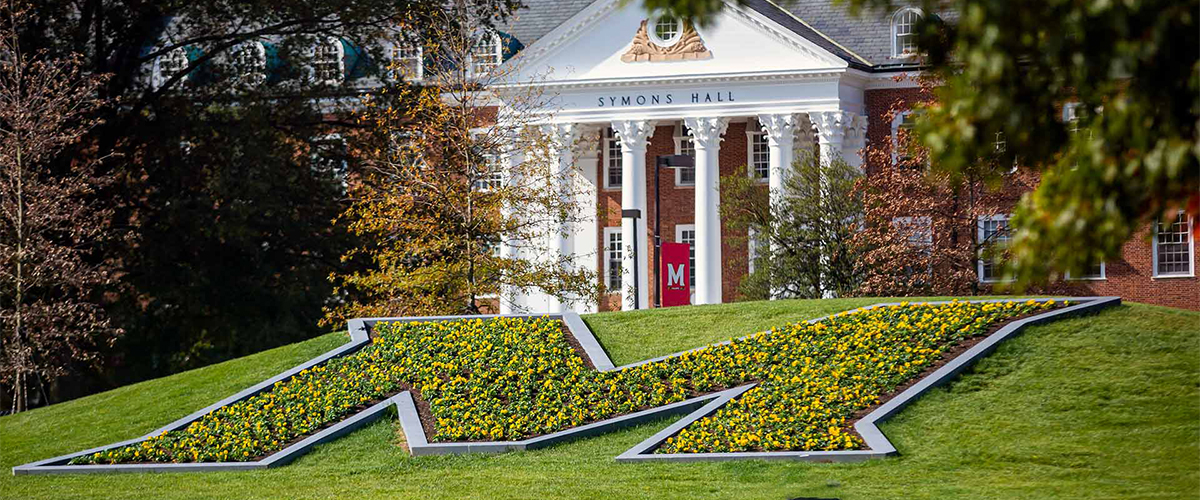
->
[684, 116, 730, 305]
[610, 119, 655, 310]
[541, 123, 583, 313]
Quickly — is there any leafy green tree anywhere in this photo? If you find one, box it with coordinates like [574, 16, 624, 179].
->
[849, 0, 1199, 284]
[721, 153, 862, 300]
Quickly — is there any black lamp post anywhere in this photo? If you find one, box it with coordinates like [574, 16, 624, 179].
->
[653, 154, 696, 308]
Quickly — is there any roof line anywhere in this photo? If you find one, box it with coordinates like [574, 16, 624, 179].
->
[756, 0, 874, 67]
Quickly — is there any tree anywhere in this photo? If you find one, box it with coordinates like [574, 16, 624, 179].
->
[0, 0, 119, 412]
[649, 0, 1199, 286]
[721, 152, 862, 300]
[8, 0, 524, 394]
[322, 4, 600, 322]
[851, 79, 1038, 296]
[847, 0, 1199, 285]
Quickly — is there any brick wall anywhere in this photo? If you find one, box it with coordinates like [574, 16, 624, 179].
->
[864, 87, 1199, 310]
[594, 121, 759, 311]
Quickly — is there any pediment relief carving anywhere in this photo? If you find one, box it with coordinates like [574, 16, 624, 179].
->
[621, 19, 712, 63]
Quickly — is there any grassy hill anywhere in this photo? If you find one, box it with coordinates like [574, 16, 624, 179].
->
[1, 298, 1197, 500]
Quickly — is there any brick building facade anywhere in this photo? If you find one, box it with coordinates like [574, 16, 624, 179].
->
[480, 0, 1196, 312]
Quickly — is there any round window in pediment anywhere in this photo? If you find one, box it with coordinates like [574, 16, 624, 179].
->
[650, 16, 682, 47]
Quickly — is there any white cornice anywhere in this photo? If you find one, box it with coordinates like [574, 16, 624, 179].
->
[496, 68, 845, 91]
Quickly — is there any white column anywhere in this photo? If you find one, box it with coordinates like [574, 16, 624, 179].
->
[757, 114, 796, 207]
[684, 116, 730, 305]
[572, 126, 601, 314]
[497, 130, 524, 314]
[540, 123, 582, 313]
[610, 119, 656, 310]
[757, 113, 796, 300]
[842, 115, 868, 170]
[808, 111, 863, 299]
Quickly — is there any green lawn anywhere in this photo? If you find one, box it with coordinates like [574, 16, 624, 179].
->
[1, 298, 1197, 500]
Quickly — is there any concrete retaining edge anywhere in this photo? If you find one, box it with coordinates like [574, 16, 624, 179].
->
[13, 297, 1119, 473]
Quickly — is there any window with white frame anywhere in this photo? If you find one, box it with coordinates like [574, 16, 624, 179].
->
[891, 110, 923, 166]
[473, 153, 504, 191]
[154, 47, 190, 90]
[470, 32, 502, 77]
[651, 17, 683, 46]
[312, 37, 344, 85]
[604, 127, 623, 189]
[312, 134, 349, 190]
[391, 43, 423, 81]
[674, 123, 696, 186]
[232, 42, 267, 87]
[1067, 261, 1106, 280]
[1153, 211, 1194, 277]
[603, 227, 623, 291]
[1062, 102, 1082, 134]
[748, 227, 768, 275]
[977, 215, 1012, 282]
[892, 216, 933, 277]
[748, 125, 770, 182]
[676, 224, 696, 287]
[891, 8, 922, 58]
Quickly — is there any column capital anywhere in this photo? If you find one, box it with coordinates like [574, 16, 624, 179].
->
[684, 116, 730, 150]
[610, 119, 657, 152]
[809, 110, 859, 145]
[756, 113, 796, 147]
[540, 123, 582, 151]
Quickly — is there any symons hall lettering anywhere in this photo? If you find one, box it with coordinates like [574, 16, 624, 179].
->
[597, 91, 735, 107]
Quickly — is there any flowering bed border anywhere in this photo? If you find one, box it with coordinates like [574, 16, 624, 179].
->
[13, 297, 1119, 474]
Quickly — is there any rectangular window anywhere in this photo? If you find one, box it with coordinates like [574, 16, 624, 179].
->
[604, 127, 622, 189]
[473, 153, 504, 191]
[893, 216, 933, 278]
[749, 129, 770, 182]
[1154, 212, 1195, 277]
[1068, 262, 1106, 280]
[603, 227, 623, 291]
[676, 224, 696, 287]
[391, 44, 422, 81]
[675, 123, 696, 186]
[312, 134, 349, 189]
[748, 227, 768, 275]
[977, 215, 1012, 282]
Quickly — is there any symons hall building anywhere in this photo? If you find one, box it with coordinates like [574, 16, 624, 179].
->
[477, 0, 1196, 312]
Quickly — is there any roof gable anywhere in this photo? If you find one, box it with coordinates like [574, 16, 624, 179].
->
[506, 0, 849, 86]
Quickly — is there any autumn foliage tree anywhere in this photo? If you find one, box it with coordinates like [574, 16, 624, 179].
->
[852, 75, 1042, 296]
[322, 4, 600, 323]
[0, 0, 120, 412]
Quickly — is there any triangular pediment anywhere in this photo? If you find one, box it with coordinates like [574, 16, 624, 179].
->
[507, 0, 849, 85]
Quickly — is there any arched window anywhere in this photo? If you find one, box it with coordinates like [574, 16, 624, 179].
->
[232, 42, 266, 88]
[312, 37, 345, 85]
[891, 7, 922, 58]
[153, 47, 189, 90]
[470, 32, 502, 77]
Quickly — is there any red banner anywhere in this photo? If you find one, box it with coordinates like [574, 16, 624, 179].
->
[660, 242, 691, 307]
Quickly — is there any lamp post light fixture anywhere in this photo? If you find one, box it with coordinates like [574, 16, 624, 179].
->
[654, 154, 695, 308]
[620, 208, 642, 310]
